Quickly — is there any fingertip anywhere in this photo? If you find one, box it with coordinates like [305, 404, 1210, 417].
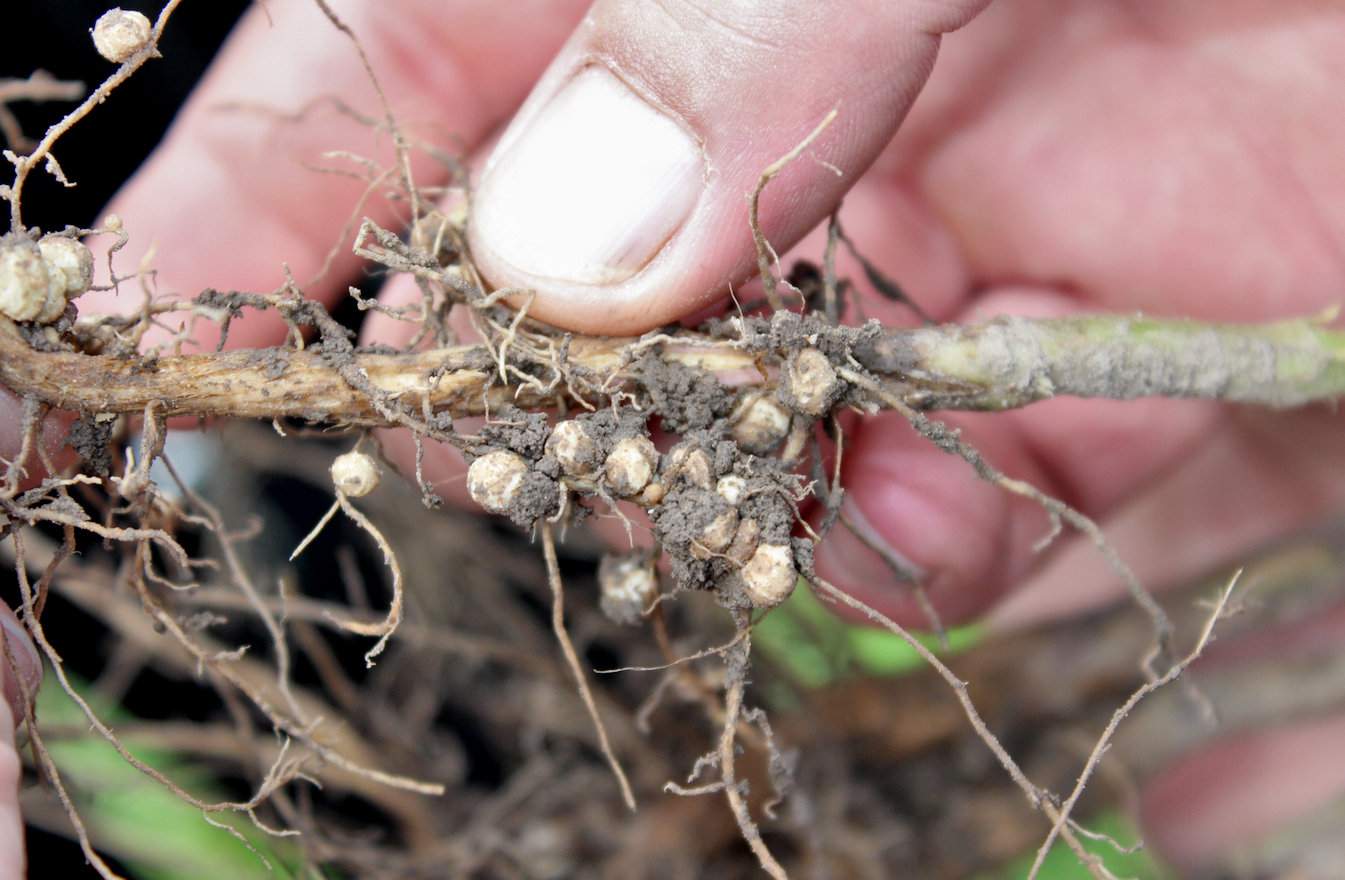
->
[0, 685, 21, 880]
[0, 609, 40, 734]
[0, 392, 76, 492]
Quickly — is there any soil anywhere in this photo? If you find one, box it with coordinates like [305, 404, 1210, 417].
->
[634, 354, 734, 435]
[63, 412, 113, 476]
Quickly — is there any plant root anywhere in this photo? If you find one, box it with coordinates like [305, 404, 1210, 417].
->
[542, 524, 637, 812]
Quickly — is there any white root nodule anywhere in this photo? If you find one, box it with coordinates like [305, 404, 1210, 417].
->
[597, 554, 658, 625]
[0, 240, 48, 323]
[741, 543, 797, 609]
[727, 518, 761, 565]
[730, 391, 792, 455]
[604, 436, 658, 498]
[92, 8, 152, 63]
[691, 507, 739, 561]
[663, 443, 713, 490]
[546, 419, 600, 478]
[468, 450, 530, 515]
[782, 347, 841, 417]
[716, 475, 747, 507]
[0, 234, 93, 324]
[37, 235, 94, 321]
[331, 450, 380, 498]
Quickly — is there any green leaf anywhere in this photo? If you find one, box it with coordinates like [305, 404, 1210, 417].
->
[38, 679, 309, 880]
[981, 811, 1173, 880]
[753, 579, 983, 687]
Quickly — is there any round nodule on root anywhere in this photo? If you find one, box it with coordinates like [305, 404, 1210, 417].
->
[782, 347, 841, 418]
[468, 450, 530, 515]
[741, 543, 797, 609]
[691, 507, 739, 560]
[730, 392, 792, 455]
[36, 235, 94, 322]
[598, 553, 658, 625]
[546, 419, 600, 478]
[604, 436, 658, 497]
[727, 517, 761, 565]
[38, 236, 93, 296]
[716, 475, 747, 507]
[331, 450, 380, 498]
[0, 238, 50, 323]
[663, 443, 713, 490]
[92, 8, 152, 63]
[639, 482, 666, 506]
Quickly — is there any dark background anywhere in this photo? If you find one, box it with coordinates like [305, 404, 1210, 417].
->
[5, 1, 251, 232]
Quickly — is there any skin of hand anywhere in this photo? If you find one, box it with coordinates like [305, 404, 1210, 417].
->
[0, 612, 42, 880]
[4, 0, 1342, 871]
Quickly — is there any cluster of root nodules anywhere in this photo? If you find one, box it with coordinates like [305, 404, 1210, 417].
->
[370, 201, 1191, 877]
[448, 263, 881, 874]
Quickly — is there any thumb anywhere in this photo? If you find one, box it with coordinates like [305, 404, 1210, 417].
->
[469, 0, 993, 335]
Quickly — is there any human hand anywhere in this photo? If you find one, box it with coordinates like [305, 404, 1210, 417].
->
[0, 604, 44, 880]
[55, 0, 1345, 872]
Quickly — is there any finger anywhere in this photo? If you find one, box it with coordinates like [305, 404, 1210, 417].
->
[80, 0, 588, 349]
[991, 399, 1345, 630]
[0, 392, 75, 492]
[808, 2, 1345, 627]
[812, 285, 1345, 629]
[0, 609, 40, 742]
[0, 607, 41, 880]
[0, 700, 22, 880]
[1141, 712, 1345, 873]
[1125, 587, 1345, 871]
[468, 0, 994, 335]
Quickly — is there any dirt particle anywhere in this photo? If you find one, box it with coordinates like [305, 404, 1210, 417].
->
[636, 355, 733, 434]
[509, 470, 561, 528]
[481, 406, 552, 460]
[244, 347, 293, 380]
[65, 411, 114, 476]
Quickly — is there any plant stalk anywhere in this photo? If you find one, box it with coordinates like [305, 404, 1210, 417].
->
[4, 312, 1345, 424]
